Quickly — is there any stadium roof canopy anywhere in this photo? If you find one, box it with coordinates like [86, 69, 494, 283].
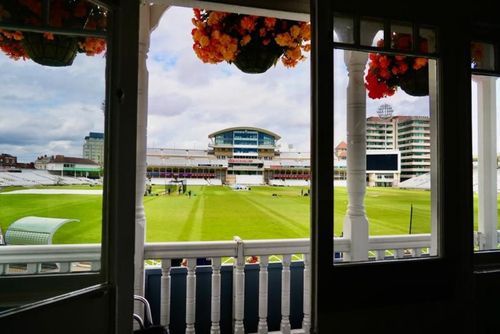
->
[208, 127, 281, 140]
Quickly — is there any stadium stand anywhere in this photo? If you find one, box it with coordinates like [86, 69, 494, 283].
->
[398, 167, 500, 192]
[0, 169, 102, 187]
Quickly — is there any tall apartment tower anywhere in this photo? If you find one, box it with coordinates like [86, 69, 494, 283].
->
[366, 116, 431, 181]
[83, 132, 104, 166]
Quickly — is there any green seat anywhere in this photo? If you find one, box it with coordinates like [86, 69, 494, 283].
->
[4, 216, 79, 245]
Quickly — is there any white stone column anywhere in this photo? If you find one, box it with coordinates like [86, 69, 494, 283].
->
[475, 76, 498, 250]
[134, 3, 150, 319]
[342, 50, 369, 262]
[134, 4, 169, 320]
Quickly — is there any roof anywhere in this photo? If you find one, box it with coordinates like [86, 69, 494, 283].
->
[208, 127, 281, 140]
[51, 155, 98, 165]
[335, 141, 347, 149]
[85, 132, 104, 139]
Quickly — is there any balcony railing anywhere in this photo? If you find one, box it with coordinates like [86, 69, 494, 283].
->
[2, 232, 499, 332]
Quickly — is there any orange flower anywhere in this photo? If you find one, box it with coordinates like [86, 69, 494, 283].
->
[240, 35, 251, 46]
[365, 33, 430, 99]
[240, 16, 256, 32]
[264, 17, 276, 29]
[1, 1, 107, 65]
[191, 9, 310, 71]
[413, 57, 428, 70]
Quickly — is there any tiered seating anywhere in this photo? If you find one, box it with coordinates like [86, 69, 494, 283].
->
[398, 173, 431, 189]
[0, 169, 101, 187]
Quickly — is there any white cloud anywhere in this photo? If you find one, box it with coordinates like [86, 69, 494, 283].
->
[9, 6, 491, 164]
[147, 6, 311, 151]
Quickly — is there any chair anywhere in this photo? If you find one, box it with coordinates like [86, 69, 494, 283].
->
[133, 295, 168, 334]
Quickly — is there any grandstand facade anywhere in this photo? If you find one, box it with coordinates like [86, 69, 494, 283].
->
[34, 155, 101, 178]
[366, 116, 430, 181]
[146, 127, 310, 186]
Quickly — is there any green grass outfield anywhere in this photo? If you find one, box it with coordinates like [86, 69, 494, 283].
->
[0, 185, 492, 244]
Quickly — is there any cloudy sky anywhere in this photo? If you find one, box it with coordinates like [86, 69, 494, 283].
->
[1, 6, 494, 163]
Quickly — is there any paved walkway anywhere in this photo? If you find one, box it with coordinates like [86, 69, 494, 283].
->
[0, 189, 102, 195]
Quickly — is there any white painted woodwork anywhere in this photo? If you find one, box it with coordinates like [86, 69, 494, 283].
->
[475, 76, 498, 250]
[186, 258, 197, 334]
[58, 262, 70, 273]
[134, 4, 151, 323]
[302, 253, 311, 333]
[428, 59, 439, 256]
[160, 259, 172, 328]
[258, 255, 269, 334]
[343, 50, 369, 261]
[150, 0, 309, 21]
[233, 238, 245, 334]
[211, 257, 222, 334]
[281, 254, 292, 334]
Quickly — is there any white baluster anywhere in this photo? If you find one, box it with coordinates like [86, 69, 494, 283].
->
[376, 250, 385, 261]
[302, 253, 311, 333]
[186, 258, 197, 334]
[211, 257, 222, 334]
[58, 262, 70, 273]
[414, 248, 422, 257]
[160, 259, 171, 329]
[258, 255, 269, 334]
[90, 261, 101, 271]
[27, 263, 37, 274]
[280, 254, 292, 334]
[395, 249, 405, 259]
[233, 238, 245, 334]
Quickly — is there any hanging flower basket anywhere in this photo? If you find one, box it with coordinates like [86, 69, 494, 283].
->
[0, 1, 107, 66]
[21, 33, 78, 67]
[191, 9, 310, 74]
[365, 34, 429, 99]
[399, 64, 429, 96]
[233, 38, 283, 73]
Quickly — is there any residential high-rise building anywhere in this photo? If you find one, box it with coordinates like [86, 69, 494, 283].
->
[83, 132, 104, 166]
[366, 116, 431, 181]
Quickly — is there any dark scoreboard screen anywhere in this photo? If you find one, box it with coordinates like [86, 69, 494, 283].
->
[366, 153, 399, 171]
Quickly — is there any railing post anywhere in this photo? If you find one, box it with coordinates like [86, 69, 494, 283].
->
[160, 259, 171, 329]
[302, 253, 311, 333]
[186, 258, 197, 334]
[27, 263, 37, 274]
[211, 257, 222, 334]
[258, 255, 269, 334]
[233, 236, 245, 334]
[58, 262, 70, 273]
[280, 254, 292, 334]
[91, 261, 101, 271]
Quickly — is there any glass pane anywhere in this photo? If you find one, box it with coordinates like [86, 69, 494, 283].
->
[471, 75, 500, 252]
[334, 46, 438, 263]
[419, 27, 436, 53]
[391, 22, 413, 50]
[334, 16, 354, 44]
[146, 7, 311, 251]
[0, 12, 106, 314]
[360, 19, 384, 47]
[471, 42, 495, 70]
